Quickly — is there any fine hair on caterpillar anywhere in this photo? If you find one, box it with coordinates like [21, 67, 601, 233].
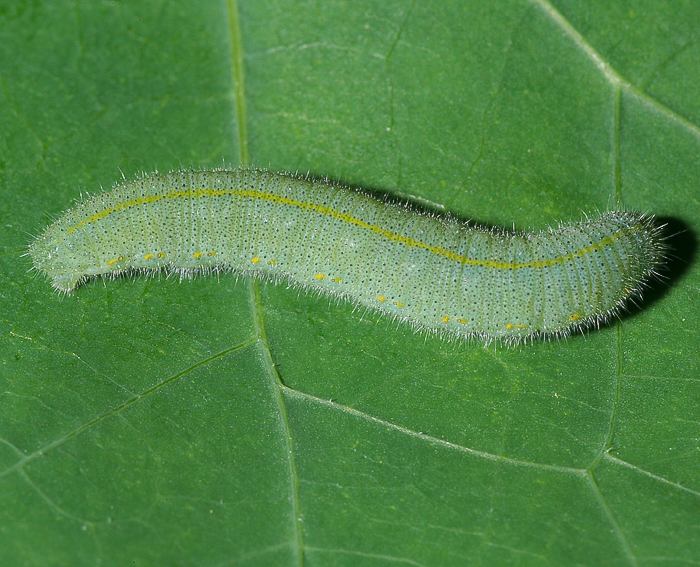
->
[28, 168, 667, 345]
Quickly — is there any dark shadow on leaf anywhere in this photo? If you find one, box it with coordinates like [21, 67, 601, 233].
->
[618, 216, 696, 323]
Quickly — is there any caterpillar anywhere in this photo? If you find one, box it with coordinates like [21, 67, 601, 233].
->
[29, 168, 664, 344]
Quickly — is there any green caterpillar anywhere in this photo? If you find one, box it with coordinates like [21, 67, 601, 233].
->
[29, 168, 664, 344]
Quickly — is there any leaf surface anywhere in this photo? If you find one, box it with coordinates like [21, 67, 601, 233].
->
[0, 1, 698, 565]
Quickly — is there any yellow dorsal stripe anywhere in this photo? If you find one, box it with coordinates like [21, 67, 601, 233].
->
[67, 188, 636, 270]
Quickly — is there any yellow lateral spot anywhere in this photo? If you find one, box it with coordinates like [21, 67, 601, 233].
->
[506, 323, 528, 330]
[144, 253, 155, 261]
[313, 273, 326, 280]
[207, 250, 217, 257]
[457, 318, 469, 325]
[251, 256, 261, 264]
[376, 295, 387, 303]
[441, 315, 450, 324]
[267, 259, 277, 265]
[569, 312, 582, 321]
[331, 277, 342, 283]
[157, 252, 166, 259]
[106, 257, 120, 267]
[394, 301, 406, 308]
[192, 251, 203, 259]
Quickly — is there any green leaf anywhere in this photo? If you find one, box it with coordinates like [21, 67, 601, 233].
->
[1, 1, 697, 565]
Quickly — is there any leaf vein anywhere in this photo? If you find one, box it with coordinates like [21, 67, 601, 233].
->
[531, 0, 700, 139]
[603, 453, 700, 498]
[0, 339, 255, 480]
[586, 471, 638, 566]
[282, 386, 584, 475]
